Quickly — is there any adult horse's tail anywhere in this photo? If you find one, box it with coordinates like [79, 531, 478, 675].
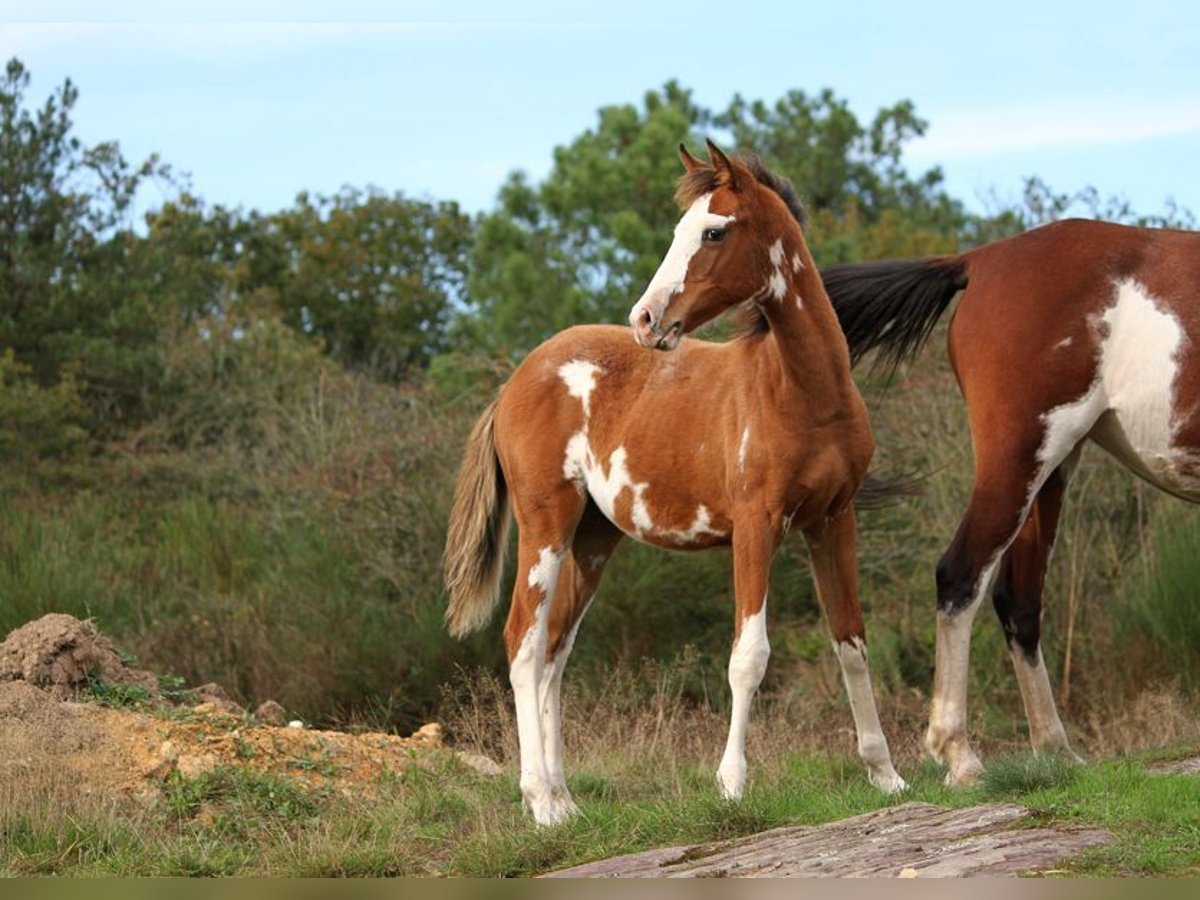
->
[822, 257, 969, 370]
[444, 398, 511, 639]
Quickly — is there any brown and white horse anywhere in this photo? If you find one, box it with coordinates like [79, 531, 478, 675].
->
[445, 141, 906, 826]
[822, 219, 1200, 785]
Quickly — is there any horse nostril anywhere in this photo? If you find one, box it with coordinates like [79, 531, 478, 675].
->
[638, 309, 654, 329]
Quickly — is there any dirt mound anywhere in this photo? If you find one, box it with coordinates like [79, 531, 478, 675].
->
[0, 615, 495, 805]
[0, 614, 159, 700]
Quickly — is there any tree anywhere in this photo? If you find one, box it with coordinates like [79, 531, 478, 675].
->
[464, 82, 969, 355]
[716, 89, 967, 263]
[273, 188, 472, 380]
[467, 81, 709, 353]
[0, 57, 172, 431]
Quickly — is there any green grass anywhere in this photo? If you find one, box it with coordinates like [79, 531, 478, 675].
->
[4, 747, 1195, 877]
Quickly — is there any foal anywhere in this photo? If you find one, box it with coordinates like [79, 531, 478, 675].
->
[446, 142, 905, 826]
[823, 218, 1200, 785]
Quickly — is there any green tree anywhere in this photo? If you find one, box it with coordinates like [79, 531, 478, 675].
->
[273, 188, 472, 380]
[716, 88, 967, 263]
[0, 57, 172, 431]
[464, 82, 969, 355]
[467, 81, 708, 353]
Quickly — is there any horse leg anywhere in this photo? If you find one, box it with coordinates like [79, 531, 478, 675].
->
[538, 502, 623, 812]
[927, 435, 1088, 786]
[806, 506, 907, 793]
[716, 518, 776, 800]
[992, 455, 1082, 759]
[503, 486, 585, 827]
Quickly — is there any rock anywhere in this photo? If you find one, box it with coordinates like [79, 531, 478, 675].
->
[412, 723, 443, 746]
[254, 700, 287, 726]
[456, 751, 504, 777]
[543, 802, 1113, 878]
[192, 683, 246, 717]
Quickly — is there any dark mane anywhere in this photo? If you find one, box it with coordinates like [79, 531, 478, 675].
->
[676, 150, 809, 338]
[674, 150, 809, 232]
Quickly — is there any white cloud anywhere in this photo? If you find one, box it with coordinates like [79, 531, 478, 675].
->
[910, 105, 1200, 160]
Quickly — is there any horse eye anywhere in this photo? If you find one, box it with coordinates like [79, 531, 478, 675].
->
[702, 227, 726, 243]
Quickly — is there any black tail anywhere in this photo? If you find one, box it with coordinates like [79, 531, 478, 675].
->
[822, 257, 969, 370]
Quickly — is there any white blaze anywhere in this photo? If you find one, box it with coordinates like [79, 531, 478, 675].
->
[631, 193, 734, 324]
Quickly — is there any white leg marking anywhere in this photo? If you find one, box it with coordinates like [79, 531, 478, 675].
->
[558, 360, 602, 418]
[717, 601, 770, 801]
[510, 547, 574, 826]
[926, 561, 995, 786]
[1010, 645, 1077, 758]
[538, 600, 592, 814]
[833, 637, 907, 794]
[737, 425, 751, 474]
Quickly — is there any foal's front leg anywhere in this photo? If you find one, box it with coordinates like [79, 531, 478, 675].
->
[716, 520, 776, 801]
[806, 507, 907, 793]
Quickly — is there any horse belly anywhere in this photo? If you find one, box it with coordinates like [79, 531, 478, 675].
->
[1091, 407, 1200, 502]
[1089, 278, 1200, 501]
[569, 440, 732, 549]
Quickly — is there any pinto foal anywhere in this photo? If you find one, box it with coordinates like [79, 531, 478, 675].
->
[445, 142, 905, 826]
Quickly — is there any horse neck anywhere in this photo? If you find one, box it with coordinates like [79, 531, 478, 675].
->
[754, 232, 857, 402]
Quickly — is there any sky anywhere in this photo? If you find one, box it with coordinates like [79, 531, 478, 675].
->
[4, 2, 1200, 225]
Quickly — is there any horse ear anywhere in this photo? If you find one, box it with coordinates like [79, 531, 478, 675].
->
[678, 142, 704, 173]
[705, 139, 742, 190]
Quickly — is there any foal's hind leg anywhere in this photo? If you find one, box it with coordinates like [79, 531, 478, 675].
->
[503, 485, 586, 826]
[538, 503, 623, 810]
[806, 507, 907, 793]
[992, 454, 1082, 760]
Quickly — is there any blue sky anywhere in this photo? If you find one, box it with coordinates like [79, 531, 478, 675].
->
[4, 2, 1200, 224]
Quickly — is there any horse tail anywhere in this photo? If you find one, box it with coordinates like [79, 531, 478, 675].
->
[444, 397, 511, 639]
[822, 256, 969, 370]
[854, 470, 926, 510]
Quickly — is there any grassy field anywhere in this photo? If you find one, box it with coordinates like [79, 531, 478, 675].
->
[2, 664, 1198, 878]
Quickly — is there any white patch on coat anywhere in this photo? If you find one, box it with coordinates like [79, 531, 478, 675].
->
[833, 637, 906, 793]
[737, 426, 751, 473]
[792, 253, 804, 273]
[717, 600, 770, 800]
[1054, 336, 1073, 349]
[527, 546, 564, 595]
[1095, 278, 1187, 484]
[630, 193, 735, 326]
[766, 238, 788, 301]
[558, 360, 602, 417]
[563, 436, 726, 543]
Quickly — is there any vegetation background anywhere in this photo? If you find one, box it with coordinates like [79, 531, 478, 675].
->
[1, 54, 1197, 765]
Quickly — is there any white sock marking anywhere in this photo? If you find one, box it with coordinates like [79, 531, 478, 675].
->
[717, 601, 770, 800]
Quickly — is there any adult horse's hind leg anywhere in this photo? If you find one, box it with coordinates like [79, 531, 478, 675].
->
[538, 502, 623, 813]
[503, 484, 587, 827]
[991, 455, 1081, 759]
[806, 506, 907, 793]
[928, 422, 1094, 785]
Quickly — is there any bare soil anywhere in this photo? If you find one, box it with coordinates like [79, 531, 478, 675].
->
[0, 614, 455, 803]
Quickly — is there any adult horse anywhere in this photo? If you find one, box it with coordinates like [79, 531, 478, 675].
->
[444, 141, 906, 826]
[822, 219, 1200, 785]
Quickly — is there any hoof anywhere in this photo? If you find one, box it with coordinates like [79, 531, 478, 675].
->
[870, 767, 909, 795]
